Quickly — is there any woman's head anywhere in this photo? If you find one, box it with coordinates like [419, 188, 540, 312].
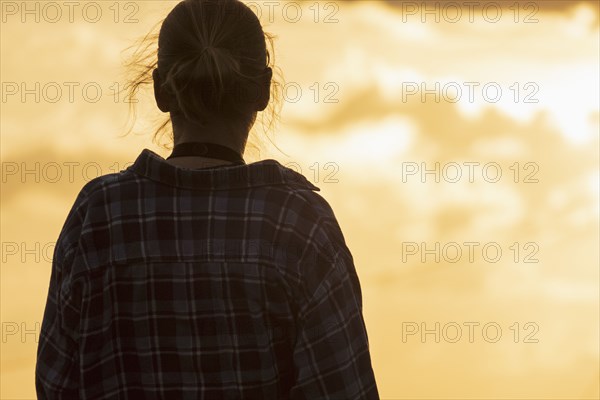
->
[123, 0, 282, 152]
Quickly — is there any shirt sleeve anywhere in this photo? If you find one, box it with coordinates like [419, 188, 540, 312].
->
[36, 245, 84, 399]
[36, 190, 89, 399]
[289, 222, 380, 400]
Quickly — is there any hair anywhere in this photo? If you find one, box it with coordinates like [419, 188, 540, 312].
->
[120, 0, 285, 155]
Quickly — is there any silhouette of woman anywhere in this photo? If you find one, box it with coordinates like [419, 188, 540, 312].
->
[35, 1, 379, 398]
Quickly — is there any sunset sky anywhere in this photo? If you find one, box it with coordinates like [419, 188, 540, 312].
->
[1, 1, 599, 398]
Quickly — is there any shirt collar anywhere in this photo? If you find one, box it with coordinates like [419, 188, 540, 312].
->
[126, 148, 320, 191]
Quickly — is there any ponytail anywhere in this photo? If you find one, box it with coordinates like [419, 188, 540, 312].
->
[161, 46, 242, 124]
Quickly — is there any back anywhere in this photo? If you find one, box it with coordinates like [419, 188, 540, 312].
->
[36, 149, 379, 399]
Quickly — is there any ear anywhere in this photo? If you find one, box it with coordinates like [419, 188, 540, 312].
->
[255, 67, 272, 112]
[153, 68, 170, 113]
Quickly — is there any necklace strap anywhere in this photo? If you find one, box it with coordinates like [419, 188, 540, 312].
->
[166, 142, 245, 165]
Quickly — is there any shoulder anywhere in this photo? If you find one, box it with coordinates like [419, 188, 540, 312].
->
[55, 172, 123, 255]
[70, 168, 146, 213]
[270, 159, 337, 220]
[65, 173, 121, 218]
[78, 170, 132, 201]
[281, 187, 349, 262]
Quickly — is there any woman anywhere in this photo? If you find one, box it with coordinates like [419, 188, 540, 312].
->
[35, 0, 379, 398]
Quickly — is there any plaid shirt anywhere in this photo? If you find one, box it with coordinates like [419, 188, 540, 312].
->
[36, 148, 379, 400]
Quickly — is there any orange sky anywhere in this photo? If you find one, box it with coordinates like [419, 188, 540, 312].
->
[1, 1, 599, 398]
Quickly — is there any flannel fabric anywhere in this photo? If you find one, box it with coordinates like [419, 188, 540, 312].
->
[36, 148, 379, 399]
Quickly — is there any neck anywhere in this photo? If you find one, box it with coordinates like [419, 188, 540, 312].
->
[166, 116, 250, 168]
[171, 115, 250, 154]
